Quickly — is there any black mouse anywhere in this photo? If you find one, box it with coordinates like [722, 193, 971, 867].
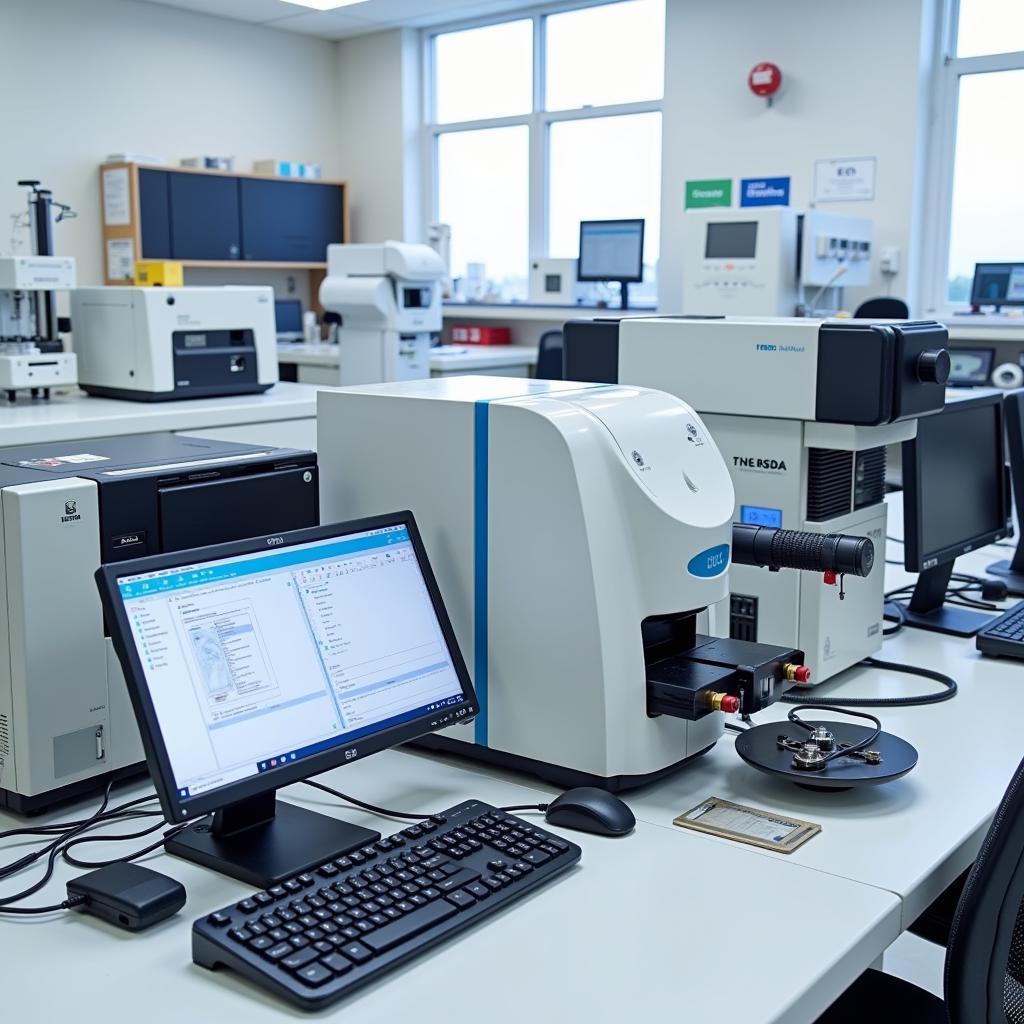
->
[544, 787, 636, 837]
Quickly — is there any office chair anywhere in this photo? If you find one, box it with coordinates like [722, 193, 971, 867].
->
[535, 329, 564, 380]
[816, 752, 1024, 1023]
[854, 297, 910, 319]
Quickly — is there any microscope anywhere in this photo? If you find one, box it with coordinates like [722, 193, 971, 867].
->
[0, 180, 78, 401]
[564, 315, 949, 683]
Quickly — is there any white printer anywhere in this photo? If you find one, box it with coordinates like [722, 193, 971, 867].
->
[0, 433, 318, 814]
[564, 315, 948, 683]
[319, 241, 445, 385]
[318, 377, 871, 789]
[70, 286, 278, 401]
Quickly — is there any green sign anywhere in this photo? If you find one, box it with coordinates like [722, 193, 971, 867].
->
[685, 179, 732, 208]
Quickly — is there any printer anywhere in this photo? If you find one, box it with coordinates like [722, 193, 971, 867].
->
[0, 433, 318, 813]
[564, 316, 949, 683]
[70, 286, 278, 401]
[318, 376, 871, 789]
[319, 241, 445, 385]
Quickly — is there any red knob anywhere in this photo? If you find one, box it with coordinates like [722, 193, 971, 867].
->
[823, 570, 838, 586]
[720, 695, 740, 714]
[794, 666, 811, 683]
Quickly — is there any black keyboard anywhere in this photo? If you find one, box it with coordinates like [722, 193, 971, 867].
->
[193, 800, 581, 1009]
[976, 600, 1024, 658]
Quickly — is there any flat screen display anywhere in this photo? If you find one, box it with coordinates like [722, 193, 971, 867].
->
[705, 221, 758, 260]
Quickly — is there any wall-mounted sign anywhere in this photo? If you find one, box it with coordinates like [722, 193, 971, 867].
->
[813, 157, 877, 202]
[740, 176, 790, 207]
[685, 179, 732, 209]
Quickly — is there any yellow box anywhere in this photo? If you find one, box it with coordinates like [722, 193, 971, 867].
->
[134, 260, 184, 287]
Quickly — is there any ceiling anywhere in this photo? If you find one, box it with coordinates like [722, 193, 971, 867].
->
[131, 0, 535, 39]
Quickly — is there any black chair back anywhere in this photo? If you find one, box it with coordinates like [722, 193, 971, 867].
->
[946, 754, 1024, 1022]
[854, 297, 910, 319]
[535, 329, 564, 380]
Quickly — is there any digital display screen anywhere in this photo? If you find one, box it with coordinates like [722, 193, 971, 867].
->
[705, 221, 758, 260]
[117, 525, 465, 803]
[740, 504, 783, 528]
[578, 220, 645, 282]
[183, 334, 207, 349]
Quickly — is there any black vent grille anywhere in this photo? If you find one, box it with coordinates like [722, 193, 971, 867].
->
[807, 449, 853, 521]
[729, 594, 758, 642]
[854, 447, 887, 510]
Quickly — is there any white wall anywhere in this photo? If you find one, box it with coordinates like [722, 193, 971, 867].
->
[0, 0, 342, 299]
[333, 28, 423, 244]
[658, 0, 932, 314]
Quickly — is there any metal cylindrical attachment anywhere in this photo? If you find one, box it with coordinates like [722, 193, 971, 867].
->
[732, 524, 874, 578]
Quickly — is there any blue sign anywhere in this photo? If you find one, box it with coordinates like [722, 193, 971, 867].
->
[740, 176, 790, 207]
[687, 544, 730, 579]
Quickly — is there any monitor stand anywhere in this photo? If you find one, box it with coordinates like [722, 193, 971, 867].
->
[166, 790, 380, 888]
[895, 561, 995, 638]
[987, 540, 1024, 596]
[618, 281, 629, 310]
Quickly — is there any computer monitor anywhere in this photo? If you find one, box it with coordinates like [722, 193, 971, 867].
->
[577, 219, 645, 310]
[970, 263, 1024, 312]
[898, 390, 1012, 636]
[987, 389, 1024, 593]
[95, 512, 477, 887]
[274, 298, 303, 338]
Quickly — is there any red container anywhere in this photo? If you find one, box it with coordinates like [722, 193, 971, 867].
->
[451, 324, 511, 345]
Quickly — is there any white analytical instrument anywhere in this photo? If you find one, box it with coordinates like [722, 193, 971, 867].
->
[318, 376, 872, 789]
[70, 286, 278, 401]
[564, 316, 949, 683]
[319, 242, 445, 385]
[682, 208, 873, 316]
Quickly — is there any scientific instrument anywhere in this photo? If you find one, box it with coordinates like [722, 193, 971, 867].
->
[319, 376, 872, 789]
[0, 180, 78, 401]
[71, 286, 278, 400]
[319, 242, 444, 385]
[0, 433, 318, 815]
[682, 208, 872, 316]
[528, 258, 595, 306]
[563, 315, 949, 682]
[577, 219, 644, 310]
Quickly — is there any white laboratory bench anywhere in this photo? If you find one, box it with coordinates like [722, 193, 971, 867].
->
[0, 747, 898, 1024]
[2, 495, 1020, 1021]
[0, 383, 320, 452]
[276, 342, 537, 385]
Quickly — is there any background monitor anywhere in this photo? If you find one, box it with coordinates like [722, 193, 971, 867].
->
[987, 389, 1024, 593]
[97, 512, 477, 886]
[577, 219, 645, 309]
[970, 263, 1024, 311]
[898, 390, 1011, 636]
[274, 297, 303, 336]
[947, 347, 994, 387]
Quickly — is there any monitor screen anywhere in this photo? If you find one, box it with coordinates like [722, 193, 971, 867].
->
[971, 263, 1024, 307]
[112, 522, 470, 806]
[274, 298, 302, 333]
[704, 221, 758, 260]
[905, 395, 1007, 566]
[578, 219, 645, 282]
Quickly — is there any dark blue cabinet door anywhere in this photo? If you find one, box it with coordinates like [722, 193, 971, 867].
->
[138, 169, 172, 259]
[240, 179, 343, 262]
[168, 171, 241, 260]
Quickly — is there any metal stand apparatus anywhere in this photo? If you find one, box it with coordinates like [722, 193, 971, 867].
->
[0, 180, 78, 401]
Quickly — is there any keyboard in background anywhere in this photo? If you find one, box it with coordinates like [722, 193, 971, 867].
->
[976, 600, 1024, 658]
[193, 800, 581, 1010]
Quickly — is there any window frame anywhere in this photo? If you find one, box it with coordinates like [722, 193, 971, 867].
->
[921, 0, 1024, 315]
[421, 0, 664, 290]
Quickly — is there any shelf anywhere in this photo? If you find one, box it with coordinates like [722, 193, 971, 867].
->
[174, 260, 327, 270]
[442, 304, 657, 323]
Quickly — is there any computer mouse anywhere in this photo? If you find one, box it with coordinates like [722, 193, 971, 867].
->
[544, 787, 636, 837]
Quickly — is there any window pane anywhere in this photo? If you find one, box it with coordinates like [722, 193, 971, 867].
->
[548, 113, 661, 302]
[438, 126, 529, 301]
[434, 20, 532, 123]
[946, 69, 1024, 302]
[545, 0, 664, 111]
[957, 0, 1024, 57]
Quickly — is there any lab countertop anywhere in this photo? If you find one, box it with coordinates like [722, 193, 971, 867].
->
[442, 303, 656, 322]
[277, 342, 538, 371]
[0, 382, 320, 447]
